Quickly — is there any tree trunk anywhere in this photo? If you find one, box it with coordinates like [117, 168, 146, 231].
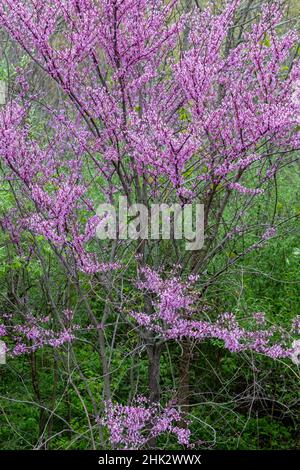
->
[147, 342, 162, 403]
[177, 339, 193, 418]
[146, 341, 163, 448]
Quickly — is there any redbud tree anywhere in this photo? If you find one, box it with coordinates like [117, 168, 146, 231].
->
[0, 0, 299, 449]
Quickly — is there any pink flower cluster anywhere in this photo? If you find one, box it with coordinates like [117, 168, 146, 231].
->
[132, 268, 295, 359]
[99, 396, 191, 449]
[0, 312, 78, 356]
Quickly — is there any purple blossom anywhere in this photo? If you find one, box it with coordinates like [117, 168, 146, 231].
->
[100, 397, 192, 449]
[132, 267, 295, 359]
